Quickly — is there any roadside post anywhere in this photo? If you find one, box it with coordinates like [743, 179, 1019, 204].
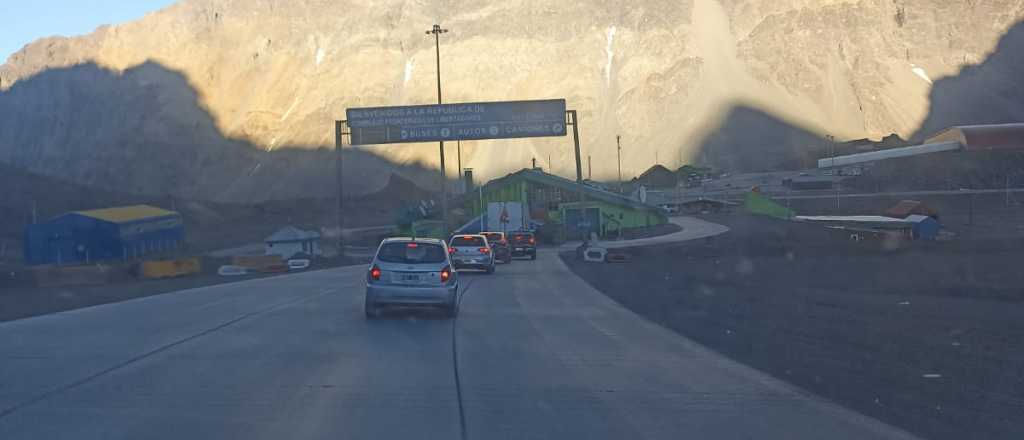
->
[334, 120, 350, 259]
[426, 24, 450, 236]
[567, 110, 588, 244]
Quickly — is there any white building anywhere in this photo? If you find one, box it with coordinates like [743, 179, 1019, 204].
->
[265, 226, 321, 259]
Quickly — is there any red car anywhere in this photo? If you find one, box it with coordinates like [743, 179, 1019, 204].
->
[508, 231, 538, 260]
[481, 232, 513, 264]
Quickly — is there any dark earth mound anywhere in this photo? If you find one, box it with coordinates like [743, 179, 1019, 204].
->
[563, 213, 1024, 440]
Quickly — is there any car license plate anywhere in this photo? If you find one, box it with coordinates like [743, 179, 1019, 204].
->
[399, 274, 421, 283]
[515, 247, 524, 251]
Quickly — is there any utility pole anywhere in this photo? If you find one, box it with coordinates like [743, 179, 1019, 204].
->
[457, 140, 463, 193]
[548, 154, 552, 171]
[616, 135, 623, 194]
[827, 134, 839, 211]
[567, 110, 587, 243]
[588, 155, 592, 180]
[334, 120, 347, 258]
[427, 23, 450, 235]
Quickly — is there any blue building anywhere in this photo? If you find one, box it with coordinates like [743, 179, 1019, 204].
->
[24, 205, 184, 265]
[905, 215, 941, 240]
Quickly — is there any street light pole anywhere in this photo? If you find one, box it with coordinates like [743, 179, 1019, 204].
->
[457, 140, 463, 193]
[827, 134, 839, 211]
[567, 110, 588, 243]
[334, 120, 348, 259]
[616, 135, 623, 194]
[427, 24, 450, 235]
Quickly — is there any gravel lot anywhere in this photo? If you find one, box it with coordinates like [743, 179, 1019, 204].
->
[562, 213, 1024, 440]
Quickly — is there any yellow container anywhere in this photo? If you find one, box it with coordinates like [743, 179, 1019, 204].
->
[232, 255, 284, 271]
[141, 258, 201, 279]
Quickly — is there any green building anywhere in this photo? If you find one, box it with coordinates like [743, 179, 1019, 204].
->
[470, 168, 667, 239]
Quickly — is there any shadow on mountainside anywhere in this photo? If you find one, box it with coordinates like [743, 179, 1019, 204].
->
[2, 20, 1023, 200]
[690, 20, 1024, 175]
[0, 161, 432, 268]
[865, 20, 1024, 191]
[0, 60, 444, 203]
[912, 21, 1024, 141]
[693, 105, 828, 173]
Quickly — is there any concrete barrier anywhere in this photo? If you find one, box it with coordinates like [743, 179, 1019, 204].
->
[583, 247, 608, 263]
[217, 265, 248, 276]
[606, 252, 632, 263]
[287, 259, 311, 270]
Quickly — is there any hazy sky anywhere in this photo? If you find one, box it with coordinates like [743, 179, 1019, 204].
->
[0, 1, 176, 62]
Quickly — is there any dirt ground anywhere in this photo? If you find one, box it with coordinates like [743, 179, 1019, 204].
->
[0, 254, 372, 323]
[0, 166, 429, 321]
[0, 167, 428, 321]
[562, 213, 1024, 440]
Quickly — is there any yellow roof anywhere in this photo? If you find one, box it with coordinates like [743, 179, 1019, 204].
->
[74, 205, 179, 224]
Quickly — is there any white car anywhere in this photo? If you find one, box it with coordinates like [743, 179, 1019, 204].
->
[448, 235, 496, 274]
[364, 238, 459, 318]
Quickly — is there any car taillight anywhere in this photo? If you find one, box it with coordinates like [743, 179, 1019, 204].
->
[369, 266, 381, 281]
[440, 266, 451, 282]
[479, 247, 490, 254]
[529, 237, 536, 244]
[449, 247, 457, 254]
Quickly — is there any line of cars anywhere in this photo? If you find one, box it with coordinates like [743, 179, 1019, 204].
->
[363, 231, 538, 319]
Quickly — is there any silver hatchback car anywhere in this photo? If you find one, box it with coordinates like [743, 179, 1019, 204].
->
[365, 238, 459, 318]
[448, 234, 496, 274]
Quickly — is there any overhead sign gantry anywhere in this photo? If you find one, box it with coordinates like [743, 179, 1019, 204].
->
[335, 98, 584, 253]
[346, 99, 567, 145]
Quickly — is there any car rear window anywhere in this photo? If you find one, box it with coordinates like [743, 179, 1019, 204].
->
[451, 236, 485, 247]
[376, 242, 447, 264]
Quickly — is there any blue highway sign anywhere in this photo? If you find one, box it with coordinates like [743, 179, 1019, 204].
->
[347, 99, 566, 145]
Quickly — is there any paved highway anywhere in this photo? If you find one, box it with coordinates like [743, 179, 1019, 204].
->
[560, 216, 731, 251]
[0, 251, 919, 439]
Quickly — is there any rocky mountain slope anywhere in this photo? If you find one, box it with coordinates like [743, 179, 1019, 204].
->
[1, 0, 1023, 201]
